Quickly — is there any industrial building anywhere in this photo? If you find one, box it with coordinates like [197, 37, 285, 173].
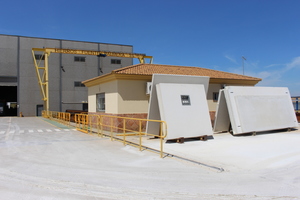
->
[0, 34, 134, 116]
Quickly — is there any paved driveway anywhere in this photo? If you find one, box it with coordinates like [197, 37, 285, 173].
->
[0, 117, 300, 199]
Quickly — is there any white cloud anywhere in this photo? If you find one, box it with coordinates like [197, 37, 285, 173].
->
[264, 63, 282, 68]
[225, 56, 300, 95]
[224, 54, 238, 64]
[286, 56, 300, 71]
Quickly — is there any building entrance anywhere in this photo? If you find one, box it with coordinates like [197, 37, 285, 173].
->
[0, 86, 17, 116]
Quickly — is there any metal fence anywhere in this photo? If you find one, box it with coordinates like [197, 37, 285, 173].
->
[42, 110, 71, 126]
[75, 113, 167, 158]
[42, 111, 167, 158]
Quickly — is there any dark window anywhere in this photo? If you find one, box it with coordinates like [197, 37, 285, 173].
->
[74, 56, 86, 62]
[181, 95, 191, 106]
[82, 103, 88, 111]
[213, 92, 219, 102]
[35, 54, 45, 60]
[74, 81, 85, 87]
[111, 59, 121, 64]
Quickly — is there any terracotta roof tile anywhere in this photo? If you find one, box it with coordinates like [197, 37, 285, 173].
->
[112, 64, 261, 81]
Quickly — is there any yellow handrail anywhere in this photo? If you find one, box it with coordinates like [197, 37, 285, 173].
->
[74, 113, 167, 158]
[42, 110, 70, 127]
[42, 111, 167, 158]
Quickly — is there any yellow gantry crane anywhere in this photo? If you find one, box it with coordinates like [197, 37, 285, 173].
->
[32, 47, 153, 113]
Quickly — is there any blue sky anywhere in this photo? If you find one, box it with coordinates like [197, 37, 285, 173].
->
[1, 0, 300, 95]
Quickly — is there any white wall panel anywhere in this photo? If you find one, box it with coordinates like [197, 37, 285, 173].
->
[147, 74, 210, 136]
[214, 86, 298, 135]
[156, 83, 213, 139]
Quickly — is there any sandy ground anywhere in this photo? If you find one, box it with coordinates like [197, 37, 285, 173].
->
[0, 117, 300, 199]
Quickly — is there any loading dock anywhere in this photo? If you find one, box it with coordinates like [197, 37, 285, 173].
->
[0, 86, 17, 116]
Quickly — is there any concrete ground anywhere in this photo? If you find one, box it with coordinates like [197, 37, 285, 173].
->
[1, 117, 300, 199]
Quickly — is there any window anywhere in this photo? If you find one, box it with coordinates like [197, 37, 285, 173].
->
[96, 93, 105, 112]
[213, 92, 219, 102]
[111, 59, 121, 64]
[181, 95, 191, 106]
[74, 81, 85, 87]
[35, 54, 45, 60]
[82, 103, 88, 111]
[74, 56, 86, 62]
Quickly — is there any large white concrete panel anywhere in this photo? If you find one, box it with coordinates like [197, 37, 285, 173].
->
[147, 74, 210, 136]
[213, 89, 230, 132]
[156, 83, 213, 140]
[215, 86, 298, 135]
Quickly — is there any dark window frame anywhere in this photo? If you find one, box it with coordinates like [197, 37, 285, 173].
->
[74, 56, 86, 62]
[181, 95, 191, 106]
[111, 59, 121, 64]
[96, 93, 105, 112]
[74, 81, 85, 87]
[213, 92, 219, 102]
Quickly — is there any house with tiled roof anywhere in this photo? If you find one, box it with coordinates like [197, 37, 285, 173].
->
[82, 64, 261, 122]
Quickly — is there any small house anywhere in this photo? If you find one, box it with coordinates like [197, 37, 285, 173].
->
[82, 63, 261, 124]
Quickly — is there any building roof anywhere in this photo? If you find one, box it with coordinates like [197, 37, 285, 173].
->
[112, 64, 261, 81]
[83, 64, 261, 86]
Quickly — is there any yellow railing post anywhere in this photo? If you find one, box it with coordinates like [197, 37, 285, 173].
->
[67, 113, 70, 126]
[87, 115, 93, 134]
[139, 120, 142, 151]
[160, 122, 163, 158]
[96, 115, 100, 136]
[81, 114, 83, 129]
[110, 118, 113, 141]
[99, 115, 103, 137]
[75, 114, 78, 129]
[85, 115, 88, 133]
[123, 118, 126, 146]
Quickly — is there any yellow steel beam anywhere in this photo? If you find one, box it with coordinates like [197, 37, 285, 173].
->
[32, 47, 153, 112]
[44, 52, 49, 113]
[32, 50, 47, 101]
[32, 48, 153, 63]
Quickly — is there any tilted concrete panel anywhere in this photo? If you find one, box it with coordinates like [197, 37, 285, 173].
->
[214, 86, 298, 135]
[147, 74, 210, 136]
[156, 83, 213, 140]
[213, 89, 230, 132]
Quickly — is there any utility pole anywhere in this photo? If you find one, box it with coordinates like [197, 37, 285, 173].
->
[242, 56, 246, 75]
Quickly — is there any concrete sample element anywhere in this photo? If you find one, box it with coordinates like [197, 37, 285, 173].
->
[214, 86, 298, 135]
[147, 74, 210, 136]
[213, 89, 230, 132]
[156, 83, 213, 140]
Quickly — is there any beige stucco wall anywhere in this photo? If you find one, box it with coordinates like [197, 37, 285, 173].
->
[88, 79, 150, 114]
[117, 80, 149, 113]
[207, 83, 223, 111]
[88, 80, 257, 114]
[88, 80, 118, 113]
